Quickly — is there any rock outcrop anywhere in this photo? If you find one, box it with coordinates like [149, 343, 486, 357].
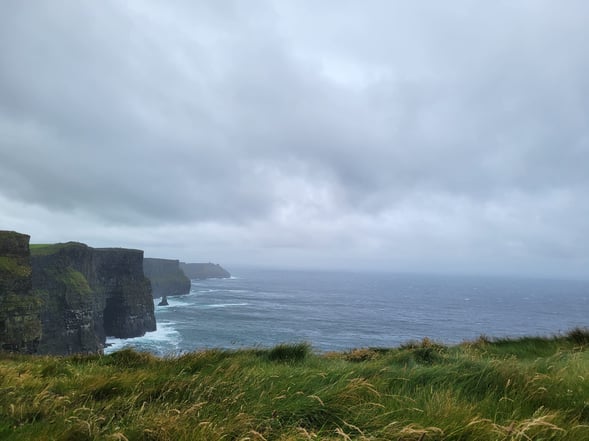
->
[180, 262, 231, 280]
[143, 258, 190, 298]
[0, 231, 41, 353]
[31, 243, 156, 354]
[0, 231, 156, 355]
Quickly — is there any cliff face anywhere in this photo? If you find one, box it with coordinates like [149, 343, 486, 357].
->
[27, 243, 156, 355]
[92, 248, 156, 339]
[31, 242, 98, 355]
[0, 231, 41, 353]
[1, 231, 158, 355]
[180, 262, 231, 280]
[143, 258, 191, 298]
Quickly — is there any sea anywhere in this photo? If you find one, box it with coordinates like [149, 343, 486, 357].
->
[105, 267, 589, 356]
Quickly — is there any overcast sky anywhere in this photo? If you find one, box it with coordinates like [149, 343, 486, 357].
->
[1, 1, 588, 278]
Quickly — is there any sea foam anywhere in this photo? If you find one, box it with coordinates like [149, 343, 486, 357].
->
[105, 320, 181, 355]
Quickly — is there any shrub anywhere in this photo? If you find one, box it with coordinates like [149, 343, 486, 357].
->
[412, 346, 443, 364]
[267, 342, 311, 362]
[566, 327, 589, 346]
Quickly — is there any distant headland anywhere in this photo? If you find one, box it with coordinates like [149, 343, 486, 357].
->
[180, 262, 231, 280]
[142, 258, 231, 298]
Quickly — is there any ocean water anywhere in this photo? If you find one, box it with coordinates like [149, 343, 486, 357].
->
[106, 268, 589, 356]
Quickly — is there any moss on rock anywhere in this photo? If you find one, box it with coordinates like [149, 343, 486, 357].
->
[0, 293, 42, 342]
[0, 231, 41, 354]
[51, 268, 92, 297]
[0, 230, 30, 256]
[0, 256, 32, 278]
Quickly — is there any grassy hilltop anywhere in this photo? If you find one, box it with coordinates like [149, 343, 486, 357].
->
[0, 329, 588, 440]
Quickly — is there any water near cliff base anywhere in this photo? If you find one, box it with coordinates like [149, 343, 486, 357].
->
[106, 268, 589, 356]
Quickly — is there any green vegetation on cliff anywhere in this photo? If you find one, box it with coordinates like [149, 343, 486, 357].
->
[0, 231, 40, 354]
[0, 256, 31, 278]
[0, 293, 42, 345]
[0, 329, 588, 440]
[0, 293, 42, 314]
[29, 243, 84, 256]
[48, 268, 93, 297]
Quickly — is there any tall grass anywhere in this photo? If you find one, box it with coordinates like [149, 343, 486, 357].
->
[0, 330, 588, 440]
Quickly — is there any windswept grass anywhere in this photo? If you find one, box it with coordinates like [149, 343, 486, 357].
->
[0, 331, 588, 440]
[267, 342, 311, 363]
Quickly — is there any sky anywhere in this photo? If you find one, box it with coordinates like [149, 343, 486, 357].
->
[1, 1, 588, 278]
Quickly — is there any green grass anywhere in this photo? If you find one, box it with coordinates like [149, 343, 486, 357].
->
[29, 243, 84, 256]
[0, 330, 588, 440]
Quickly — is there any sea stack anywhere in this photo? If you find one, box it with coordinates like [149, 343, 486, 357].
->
[158, 295, 169, 306]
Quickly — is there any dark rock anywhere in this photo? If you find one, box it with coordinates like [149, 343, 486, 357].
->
[2, 232, 157, 356]
[143, 258, 190, 298]
[158, 295, 169, 306]
[92, 248, 156, 340]
[180, 262, 230, 279]
[31, 242, 99, 355]
[0, 231, 41, 354]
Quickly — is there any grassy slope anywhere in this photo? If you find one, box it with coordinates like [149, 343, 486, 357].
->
[0, 331, 588, 441]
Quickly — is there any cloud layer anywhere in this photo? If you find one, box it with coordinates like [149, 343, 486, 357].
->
[1, 1, 588, 277]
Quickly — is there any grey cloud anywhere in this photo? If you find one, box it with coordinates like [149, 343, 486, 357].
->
[0, 1, 588, 276]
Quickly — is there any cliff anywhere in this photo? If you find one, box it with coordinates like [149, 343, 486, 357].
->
[143, 258, 191, 298]
[30, 243, 156, 354]
[180, 262, 231, 279]
[0, 231, 41, 353]
[92, 248, 156, 339]
[31, 242, 99, 354]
